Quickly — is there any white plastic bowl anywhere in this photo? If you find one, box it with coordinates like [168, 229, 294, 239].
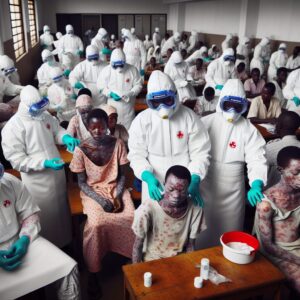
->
[220, 231, 260, 264]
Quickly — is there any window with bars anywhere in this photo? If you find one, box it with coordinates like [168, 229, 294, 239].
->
[9, 0, 26, 60]
[28, 0, 37, 46]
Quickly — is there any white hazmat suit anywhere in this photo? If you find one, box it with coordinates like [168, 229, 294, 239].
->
[221, 34, 233, 53]
[1, 86, 72, 248]
[152, 27, 161, 48]
[283, 69, 300, 115]
[40, 25, 54, 51]
[144, 35, 154, 51]
[91, 28, 109, 62]
[97, 49, 143, 129]
[187, 30, 199, 54]
[235, 36, 251, 71]
[197, 79, 267, 249]
[0, 55, 21, 85]
[250, 37, 270, 74]
[69, 45, 107, 107]
[267, 43, 288, 82]
[161, 32, 181, 56]
[185, 46, 208, 66]
[0, 75, 23, 102]
[128, 70, 211, 201]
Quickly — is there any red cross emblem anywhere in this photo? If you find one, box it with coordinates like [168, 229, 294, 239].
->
[46, 123, 51, 130]
[126, 78, 130, 83]
[177, 131, 184, 139]
[3, 200, 11, 207]
[229, 141, 237, 148]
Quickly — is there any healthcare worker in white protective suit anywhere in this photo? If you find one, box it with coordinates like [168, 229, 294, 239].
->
[109, 34, 117, 50]
[47, 67, 77, 122]
[152, 27, 161, 48]
[91, 27, 111, 62]
[164, 51, 197, 103]
[97, 48, 143, 130]
[40, 25, 54, 51]
[283, 69, 300, 115]
[187, 30, 199, 54]
[69, 45, 107, 107]
[128, 70, 211, 204]
[59, 24, 84, 67]
[52, 32, 63, 63]
[37, 49, 61, 96]
[0, 167, 80, 300]
[122, 28, 147, 76]
[250, 37, 270, 74]
[0, 55, 21, 85]
[205, 48, 237, 96]
[185, 46, 210, 66]
[0, 74, 23, 103]
[161, 32, 181, 57]
[221, 34, 233, 53]
[235, 36, 251, 72]
[1, 85, 80, 248]
[267, 43, 288, 82]
[197, 79, 267, 249]
[144, 34, 154, 51]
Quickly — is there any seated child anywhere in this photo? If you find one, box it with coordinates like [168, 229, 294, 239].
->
[254, 146, 300, 293]
[194, 86, 218, 117]
[244, 68, 265, 99]
[132, 165, 206, 262]
[189, 58, 206, 85]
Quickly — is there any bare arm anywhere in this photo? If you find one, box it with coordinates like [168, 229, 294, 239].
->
[77, 172, 114, 212]
[245, 91, 261, 99]
[132, 236, 144, 263]
[257, 201, 300, 265]
[249, 117, 277, 124]
[186, 238, 196, 253]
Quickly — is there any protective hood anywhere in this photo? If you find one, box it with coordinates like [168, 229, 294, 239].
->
[111, 34, 115, 40]
[191, 30, 197, 36]
[131, 27, 136, 34]
[86, 45, 99, 60]
[170, 51, 183, 64]
[20, 85, 42, 106]
[155, 27, 160, 33]
[122, 29, 134, 41]
[49, 67, 64, 83]
[278, 43, 287, 51]
[0, 55, 15, 76]
[56, 32, 62, 40]
[65, 24, 74, 34]
[110, 48, 126, 64]
[241, 36, 250, 45]
[41, 49, 53, 61]
[43, 25, 50, 33]
[147, 70, 179, 119]
[199, 46, 208, 56]
[97, 28, 108, 40]
[145, 34, 150, 41]
[260, 37, 269, 47]
[225, 33, 233, 41]
[221, 48, 235, 64]
[173, 32, 181, 42]
[76, 94, 93, 108]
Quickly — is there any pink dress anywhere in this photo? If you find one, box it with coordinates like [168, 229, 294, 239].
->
[69, 139, 135, 272]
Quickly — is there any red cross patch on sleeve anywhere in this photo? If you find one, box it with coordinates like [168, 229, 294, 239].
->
[229, 141, 237, 148]
[177, 131, 184, 139]
[3, 200, 11, 207]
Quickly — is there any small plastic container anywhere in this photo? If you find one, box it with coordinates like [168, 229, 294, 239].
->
[200, 258, 209, 280]
[194, 276, 203, 288]
[144, 272, 152, 287]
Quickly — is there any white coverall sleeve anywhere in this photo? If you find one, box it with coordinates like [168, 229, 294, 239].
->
[1, 122, 46, 172]
[97, 66, 111, 97]
[187, 37, 195, 53]
[69, 64, 84, 87]
[153, 33, 158, 48]
[128, 114, 153, 179]
[50, 115, 68, 144]
[205, 61, 217, 86]
[138, 41, 147, 70]
[283, 70, 299, 100]
[244, 124, 267, 185]
[128, 67, 143, 97]
[4, 77, 23, 96]
[187, 116, 211, 179]
[77, 37, 84, 52]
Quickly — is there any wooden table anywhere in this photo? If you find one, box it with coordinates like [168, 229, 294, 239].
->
[123, 246, 285, 300]
[58, 146, 73, 164]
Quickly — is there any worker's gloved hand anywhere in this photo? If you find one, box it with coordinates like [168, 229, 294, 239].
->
[63, 69, 71, 78]
[0, 249, 22, 271]
[44, 158, 65, 170]
[179, 80, 188, 88]
[215, 84, 224, 90]
[71, 94, 77, 101]
[203, 57, 212, 63]
[247, 179, 264, 207]
[141, 170, 164, 201]
[102, 48, 112, 55]
[110, 92, 121, 101]
[62, 134, 80, 152]
[8, 236, 30, 262]
[140, 69, 145, 76]
[188, 174, 204, 207]
[76, 50, 84, 57]
[292, 96, 300, 107]
[74, 82, 85, 90]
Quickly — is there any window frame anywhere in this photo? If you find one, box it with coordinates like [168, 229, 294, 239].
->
[27, 0, 38, 47]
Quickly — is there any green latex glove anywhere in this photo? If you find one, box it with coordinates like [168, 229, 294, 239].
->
[71, 94, 77, 101]
[62, 134, 80, 152]
[141, 170, 164, 201]
[74, 82, 85, 89]
[140, 69, 145, 76]
[247, 179, 264, 207]
[0, 249, 22, 271]
[203, 57, 212, 63]
[44, 158, 65, 170]
[110, 91, 121, 101]
[64, 69, 71, 77]
[188, 174, 204, 207]
[8, 236, 30, 262]
[215, 84, 224, 90]
[102, 48, 112, 55]
[77, 50, 84, 56]
[292, 96, 300, 107]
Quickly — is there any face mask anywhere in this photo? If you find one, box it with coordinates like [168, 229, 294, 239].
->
[224, 60, 231, 66]
[222, 111, 241, 123]
[67, 31, 74, 36]
[279, 48, 286, 53]
[157, 107, 176, 119]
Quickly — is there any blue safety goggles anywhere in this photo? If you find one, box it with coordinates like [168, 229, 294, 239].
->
[52, 74, 64, 83]
[87, 54, 99, 61]
[146, 90, 176, 110]
[3, 67, 17, 76]
[220, 95, 248, 114]
[111, 60, 125, 69]
[223, 55, 235, 62]
[28, 97, 49, 116]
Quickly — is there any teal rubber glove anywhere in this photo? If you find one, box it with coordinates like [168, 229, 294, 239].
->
[64, 69, 71, 77]
[215, 84, 224, 90]
[247, 179, 264, 207]
[188, 174, 204, 207]
[0, 249, 22, 271]
[110, 91, 121, 101]
[77, 50, 84, 56]
[292, 96, 300, 107]
[8, 236, 30, 262]
[140, 69, 145, 76]
[62, 134, 80, 152]
[71, 94, 77, 101]
[141, 170, 164, 201]
[102, 48, 112, 55]
[44, 158, 65, 170]
[203, 57, 212, 63]
[74, 82, 85, 89]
